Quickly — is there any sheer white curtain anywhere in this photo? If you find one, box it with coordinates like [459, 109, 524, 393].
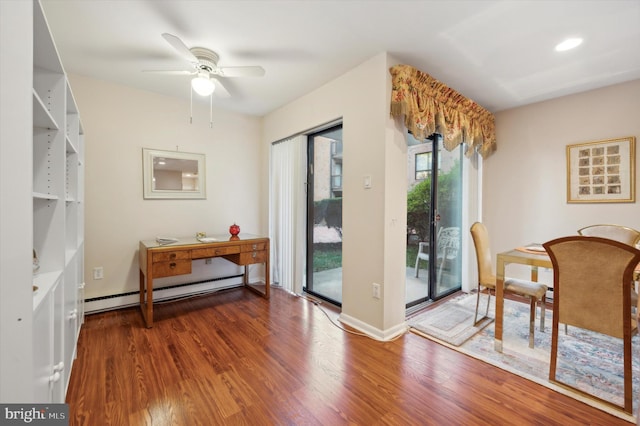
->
[269, 135, 306, 294]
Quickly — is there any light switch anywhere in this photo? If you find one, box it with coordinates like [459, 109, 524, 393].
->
[364, 175, 372, 189]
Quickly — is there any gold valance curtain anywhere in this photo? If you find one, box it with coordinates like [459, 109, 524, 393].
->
[390, 64, 496, 157]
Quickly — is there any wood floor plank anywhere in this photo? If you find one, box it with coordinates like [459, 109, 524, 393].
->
[66, 288, 631, 425]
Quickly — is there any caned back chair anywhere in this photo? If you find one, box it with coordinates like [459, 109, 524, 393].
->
[578, 223, 640, 307]
[578, 224, 640, 247]
[543, 236, 640, 414]
[470, 222, 547, 348]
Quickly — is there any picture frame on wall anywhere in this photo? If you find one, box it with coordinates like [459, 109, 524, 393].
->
[566, 136, 636, 203]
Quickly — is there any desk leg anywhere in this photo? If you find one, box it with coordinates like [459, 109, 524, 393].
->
[264, 251, 270, 299]
[243, 262, 271, 299]
[139, 269, 144, 309]
[145, 275, 153, 328]
[495, 257, 505, 352]
[139, 269, 154, 328]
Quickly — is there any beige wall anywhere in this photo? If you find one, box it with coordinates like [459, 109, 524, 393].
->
[484, 79, 640, 279]
[260, 59, 640, 337]
[70, 57, 639, 334]
[68, 74, 263, 304]
[262, 52, 408, 339]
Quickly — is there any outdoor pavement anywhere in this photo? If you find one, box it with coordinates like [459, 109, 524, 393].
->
[311, 267, 429, 304]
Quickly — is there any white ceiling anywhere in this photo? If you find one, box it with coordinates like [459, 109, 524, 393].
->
[41, 0, 640, 117]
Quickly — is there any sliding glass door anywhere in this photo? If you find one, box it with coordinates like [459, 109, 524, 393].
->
[406, 134, 462, 309]
[305, 124, 343, 305]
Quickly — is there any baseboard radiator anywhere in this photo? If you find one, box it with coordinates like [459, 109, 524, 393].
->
[84, 274, 244, 314]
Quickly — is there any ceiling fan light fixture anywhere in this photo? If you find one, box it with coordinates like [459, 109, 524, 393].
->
[191, 73, 215, 96]
[555, 37, 583, 52]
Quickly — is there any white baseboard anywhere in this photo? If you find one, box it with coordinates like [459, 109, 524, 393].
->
[338, 313, 408, 341]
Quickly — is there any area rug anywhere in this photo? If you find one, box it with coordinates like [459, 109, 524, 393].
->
[410, 293, 639, 423]
[409, 294, 493, 346]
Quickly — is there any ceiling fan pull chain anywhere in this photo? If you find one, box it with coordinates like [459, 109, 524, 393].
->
[210, 94, 213, 128]
[189, 86, 193, 124]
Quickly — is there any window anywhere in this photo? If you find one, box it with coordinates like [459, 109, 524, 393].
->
[330, 141, 343, 197]
[415, 152, 432, 180]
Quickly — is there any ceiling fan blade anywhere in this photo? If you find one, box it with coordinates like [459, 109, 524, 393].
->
[218, 66, 265, 78]
[161, 33, 199, 63]
[142, 68, 196, 75]
[212, 78, 231, 98]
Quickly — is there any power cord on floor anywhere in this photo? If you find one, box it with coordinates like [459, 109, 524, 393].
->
[295, 293, 409, 342]
[153, 286, 410, 341]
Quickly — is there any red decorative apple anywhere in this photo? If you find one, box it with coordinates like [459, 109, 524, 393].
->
[229, 223, 240, 236]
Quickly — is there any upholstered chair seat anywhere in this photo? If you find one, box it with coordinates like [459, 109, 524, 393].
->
[470, 222, 548, 348]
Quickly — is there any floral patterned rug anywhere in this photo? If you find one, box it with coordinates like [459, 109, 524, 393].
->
[410, 293, 638, 423]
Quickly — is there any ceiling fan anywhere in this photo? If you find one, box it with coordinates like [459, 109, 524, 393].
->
[145, 33, 266, 97]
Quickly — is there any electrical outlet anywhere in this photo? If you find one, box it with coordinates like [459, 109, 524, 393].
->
[93, 267, 104, 280]
[372, 283, 381, 299]
[205, 258, 212, 264]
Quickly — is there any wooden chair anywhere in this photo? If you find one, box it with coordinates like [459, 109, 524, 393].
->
[470, 222, 547, 348]
[578, 224, 640, 247]
[543, 236, 640, 414]
[578, 223, 640, 310]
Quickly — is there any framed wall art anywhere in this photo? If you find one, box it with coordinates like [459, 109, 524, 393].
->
[566, 136, 635, 203]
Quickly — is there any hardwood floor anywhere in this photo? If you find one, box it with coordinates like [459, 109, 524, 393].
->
[66, 287, 630, 425]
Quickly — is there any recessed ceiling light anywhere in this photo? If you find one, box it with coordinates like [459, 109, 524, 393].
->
[555, 37, 583, 52]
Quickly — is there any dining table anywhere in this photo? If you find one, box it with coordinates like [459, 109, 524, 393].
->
[494, 242, 640, 352]
[494, 244, 552, 352]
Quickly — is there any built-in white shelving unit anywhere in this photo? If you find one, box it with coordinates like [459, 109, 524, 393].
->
[0, 0, 84, 403]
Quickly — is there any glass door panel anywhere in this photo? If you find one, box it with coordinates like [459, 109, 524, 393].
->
[305, 124, 343, 305]
[432, 140, 462, 299]
[406, 134, 462, 309]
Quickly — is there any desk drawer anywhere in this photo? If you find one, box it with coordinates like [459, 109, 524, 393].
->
[152, 260, 192, 277]
[241, 242, 267, 252]
[153, 251, 190, 262]
[192, 245, 240, 259]
[226, 250, 267, 265]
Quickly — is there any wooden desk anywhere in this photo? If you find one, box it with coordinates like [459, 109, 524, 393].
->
[495, 247, 551, 352]
[139, 234, 270, 327]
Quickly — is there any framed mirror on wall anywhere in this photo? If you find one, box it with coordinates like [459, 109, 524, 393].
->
[142, 148, 206, 199]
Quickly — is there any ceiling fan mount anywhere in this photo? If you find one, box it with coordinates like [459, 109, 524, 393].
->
[189, 47, 219, 74]
[143, 33, 266, 99]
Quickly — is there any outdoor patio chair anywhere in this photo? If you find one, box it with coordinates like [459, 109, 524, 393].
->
[414, 227, 460, 279]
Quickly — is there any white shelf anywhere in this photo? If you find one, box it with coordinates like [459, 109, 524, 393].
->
[31, 0, 85, 404]
[33, 89, 59, 130]
[32, 270, 63, 311]
[65, 249, 78, 266]
[1, 0, 84, 404]
[65, 135, 78, 153]
[33, 192, 60, 200]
